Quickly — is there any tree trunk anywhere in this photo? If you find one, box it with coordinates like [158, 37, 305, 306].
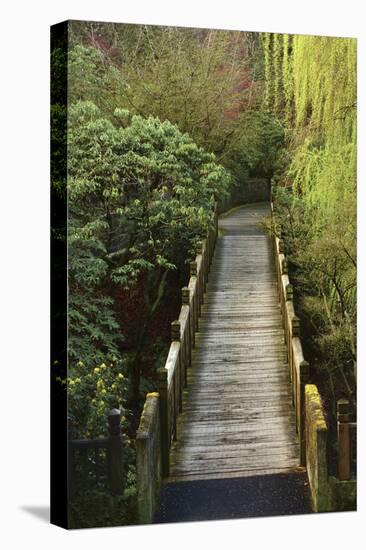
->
[127, 269, 169, 407]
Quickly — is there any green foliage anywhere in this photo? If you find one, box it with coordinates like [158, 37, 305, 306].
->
[272, 33, 282, 113]
[68, 99, 231, 406]
[68, 45, 127, 116]
[68, 292, 123, 369]
[282, 34, 293, 124]
[51, 46, 67, 104]
[70, 479, 137, 528]
[68, 100, 231, 292]
[51, 46, 67, 198]
[67, 25, 269, 180]
[263, 33, 272, 109]
[65, 93, 232, 525]
[229, 110, 284, 178]
[265, 34, 356, 404]
[273, 185, 356, 404]
[66, 360, 128, 438]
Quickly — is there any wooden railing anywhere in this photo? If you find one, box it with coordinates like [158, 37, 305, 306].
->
[136, 201, 218, 521]
[136, 393, 161, 523]
[68, 408, 125, 500]
[157, 202, 219, 476]
[271, 187, 356, 511]
[337, 398, 357, 481]
[270, 200, 309, 465]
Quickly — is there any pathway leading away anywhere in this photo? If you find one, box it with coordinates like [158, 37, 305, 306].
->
[154, 203, 311, 522]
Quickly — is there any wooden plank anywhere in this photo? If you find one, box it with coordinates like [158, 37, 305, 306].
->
[167, 466, 306, 483]
[170, 456, 300, 475]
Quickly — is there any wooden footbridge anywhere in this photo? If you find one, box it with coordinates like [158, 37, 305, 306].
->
[68, 200, 355, 524]
[136, 202, 319, 522]
[168, 203, 299, 481]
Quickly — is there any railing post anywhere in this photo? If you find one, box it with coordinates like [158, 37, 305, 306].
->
[197, 241, 205, 305]
[289, 317, 300, 401]
[285, 283, 293, 302]
[182, 286, 190, 304]
[107, 408, 125, 494]
[136, 393, 161, 524]
[214, 202, 218, 240]
[337, 398, 351, 481]
[291, 315, 300, 337]
[204, 236, 210, 282]
[171, 320, 181, 342]
[281, 257, 288, 275]
[190, 261, 199, 331]
[172, 320, 183, 413]
[182, 287, 192, 372]
[299, 360, 310, 466]
[157, 367, 169, 477]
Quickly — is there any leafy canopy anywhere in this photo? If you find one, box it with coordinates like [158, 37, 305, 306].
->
[68, 100, 231, 371]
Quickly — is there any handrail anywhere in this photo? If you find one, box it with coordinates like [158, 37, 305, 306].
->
[271, 188, 356, 512]
[155, 202, 218, 476]
[270, 199, 309, 466]
[69, 409, 125, 498]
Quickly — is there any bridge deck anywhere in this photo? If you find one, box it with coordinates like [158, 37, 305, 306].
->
[168, 203, 300, 481]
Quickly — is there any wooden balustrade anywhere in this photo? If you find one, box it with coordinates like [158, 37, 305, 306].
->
[272, 186, 356, 511]
[136, 393, 161, 523]
[144, 202, 218, 478]
[68, 408, 125, 499]
[337, 398, 357, 481]
[271, 204, 309, 466]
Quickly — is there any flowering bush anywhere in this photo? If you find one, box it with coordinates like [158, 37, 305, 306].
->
[64, 360, 128, 439]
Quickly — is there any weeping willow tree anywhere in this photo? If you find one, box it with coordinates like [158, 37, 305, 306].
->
[263, 33, 357, 409]
[290, 36, 356, 225]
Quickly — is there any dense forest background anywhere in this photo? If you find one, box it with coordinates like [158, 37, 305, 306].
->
[51, 23, 356, 526]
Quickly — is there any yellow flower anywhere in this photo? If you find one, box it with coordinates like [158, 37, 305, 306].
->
[101, 389, 107, 395]
[75, 378, 81, 384]
[111, 383, 116, 390]
[100, 363, 107, 369]
[118, 373, 124, 380]
[94, 367, 100, 374]
[69, 380, 75, 386]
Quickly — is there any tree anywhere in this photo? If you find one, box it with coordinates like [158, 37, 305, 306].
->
[68, 100, 231, 403]
[265, 34, 357, 404]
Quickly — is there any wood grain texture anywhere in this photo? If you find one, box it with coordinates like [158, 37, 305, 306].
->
[169, 203, 300, 481]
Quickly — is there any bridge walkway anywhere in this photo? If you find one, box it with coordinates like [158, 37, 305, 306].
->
[168, 203, 300, 481]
